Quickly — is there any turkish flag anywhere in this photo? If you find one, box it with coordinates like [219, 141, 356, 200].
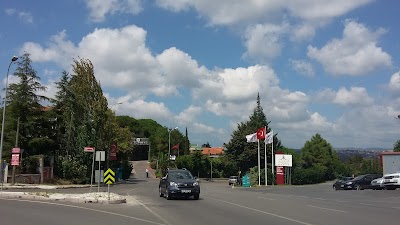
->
[256, 127, 266, 140]
[172, 144, 179, 150]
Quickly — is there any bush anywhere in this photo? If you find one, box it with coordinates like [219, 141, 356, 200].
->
[120, 160, 133, 180]
[60, 156, 88, 184]
[292, 165, 327, 185]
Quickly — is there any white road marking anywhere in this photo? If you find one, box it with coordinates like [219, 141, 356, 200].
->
[258, 196, 276, 201]
[307, 205, 347, 213]
[0, 197, 165, 225]
[208, 197, 314, 225]
[127, 189, 172, 225]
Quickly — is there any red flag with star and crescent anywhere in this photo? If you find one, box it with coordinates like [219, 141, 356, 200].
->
[256, 127, 266, 140]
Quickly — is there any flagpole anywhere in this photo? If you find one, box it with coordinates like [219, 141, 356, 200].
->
[258, 139, 260, 186]
[271, 130, 274, 186]
[264, 126, 267, 186]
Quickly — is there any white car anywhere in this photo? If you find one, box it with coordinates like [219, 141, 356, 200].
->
[383, 172, 400, 190]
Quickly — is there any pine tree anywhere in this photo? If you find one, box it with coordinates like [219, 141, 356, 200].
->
[6, 52, 49, 157]
[225, 93, 281, 172]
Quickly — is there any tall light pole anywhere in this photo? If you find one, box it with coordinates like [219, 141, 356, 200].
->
[0, 56, 18, 184]
[168, 127, 178, 159]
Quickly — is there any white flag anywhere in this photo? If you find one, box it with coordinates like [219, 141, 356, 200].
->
[246, 133, 257, 142]
[266, 131, 273, 144]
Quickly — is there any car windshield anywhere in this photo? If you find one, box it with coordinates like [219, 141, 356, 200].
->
[169, 171, 193, 180]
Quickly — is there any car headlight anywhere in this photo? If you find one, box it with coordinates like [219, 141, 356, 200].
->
[346, 182, 353, 185]
[193, 181, 199, 186]
[169, 182, 178, 187]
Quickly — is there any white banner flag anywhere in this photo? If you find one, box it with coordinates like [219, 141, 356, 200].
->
[246, 133, 257, 142]
[266, 131, 273, 144]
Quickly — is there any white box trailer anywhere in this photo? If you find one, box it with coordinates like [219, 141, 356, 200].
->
[380, 152, 400, 175]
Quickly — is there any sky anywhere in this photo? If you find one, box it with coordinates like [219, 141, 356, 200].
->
[1, 0, 400, 150]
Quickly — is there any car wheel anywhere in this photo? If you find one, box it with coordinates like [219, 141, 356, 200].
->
[193, 194, 199, 200]
[159, 187, 164, 197]
[333, 186, 337, 191]
[166, 191, 172, 200]
[355, 184, 362, 190]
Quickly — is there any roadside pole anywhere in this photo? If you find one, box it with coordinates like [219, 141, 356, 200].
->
[11, 117, 20, 185]
[84, 147, 95, 193]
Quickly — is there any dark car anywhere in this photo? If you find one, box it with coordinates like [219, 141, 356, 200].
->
[333, 177, 353, 190]
[341, 174, 382, 190]
[159, 168, 200, 200]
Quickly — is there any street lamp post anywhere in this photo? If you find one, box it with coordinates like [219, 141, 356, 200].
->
[0, 56, 18, 185]
[168, 127, 178, 159]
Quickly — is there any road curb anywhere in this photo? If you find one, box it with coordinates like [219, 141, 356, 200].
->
[0, 191, 126, 204]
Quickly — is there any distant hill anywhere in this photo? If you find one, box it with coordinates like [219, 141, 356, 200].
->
[292, 148, 392, 161]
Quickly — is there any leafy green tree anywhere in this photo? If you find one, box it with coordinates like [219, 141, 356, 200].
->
[300, 133, 336, 181]
[394, 140, 400, 152]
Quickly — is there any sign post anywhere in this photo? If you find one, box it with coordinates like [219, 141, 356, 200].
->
[84, 147, 95, 193]
[96, 151, 105, 192]
[11, 147, 20, 185]
[104, 168, 115, 200]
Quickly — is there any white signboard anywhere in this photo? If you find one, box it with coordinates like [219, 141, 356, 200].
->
[275, 154, 292, 167]
[96, 151, 105, 161]
[134, 138, 149, 145]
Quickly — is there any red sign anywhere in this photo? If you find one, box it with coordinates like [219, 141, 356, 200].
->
[84, 147, 95, 152]
[12, 148, 20, 154]
[11, 154, 20, 166]
[275, 152, 285, 185]
[110, 143, 117, 161]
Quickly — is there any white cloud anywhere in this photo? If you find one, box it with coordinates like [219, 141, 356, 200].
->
[85, 0, 143, 22]
[5, 8, 33, 24]
[243, 23, 289, 62]
[176, 106, 202, 123]
[156, 47, 206, 88]
[155, 0, 372, 26]
[290, 59, 315, 77]
[389, 71, 400, 96]
[119, 98, 172, 121]
[308, 20, 392, 76]
[291, 23, 316, 42]
[316, 86, 373, 106]
[287, 0, 373, 21]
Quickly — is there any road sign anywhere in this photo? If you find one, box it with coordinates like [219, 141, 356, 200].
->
[275, 154, 292, 167]
[104, 168, 115, 184]
[84, 147, 95, 152]
[133, 138, 149, 145]
[11, 154, 20, 166]
[110, 143, 117, 161]
[95, 151, 105, 161]
[11, 148, 20, 154]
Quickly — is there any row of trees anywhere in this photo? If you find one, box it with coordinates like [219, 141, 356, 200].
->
[1, 53, 385, 185]
[1, 53, 189, 183]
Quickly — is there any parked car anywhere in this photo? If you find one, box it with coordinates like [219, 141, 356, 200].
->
[341, 174, 382, 190]
[159, 168, 200, 200]
[333, 177, 353, 190]
[229, 176, 239, 185]
[371, 177, 385, 190]
[383, 172, 400, 190]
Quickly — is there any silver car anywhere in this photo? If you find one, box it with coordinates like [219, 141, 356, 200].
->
[371, 177, 385, 190]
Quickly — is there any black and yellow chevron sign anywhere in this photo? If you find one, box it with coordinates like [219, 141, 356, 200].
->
[104, 168, 115, 184]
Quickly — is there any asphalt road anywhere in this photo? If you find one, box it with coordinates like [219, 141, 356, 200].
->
[2, 163, 400, 225]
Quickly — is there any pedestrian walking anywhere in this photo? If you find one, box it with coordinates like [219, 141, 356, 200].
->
[146, 168, 149, 178]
